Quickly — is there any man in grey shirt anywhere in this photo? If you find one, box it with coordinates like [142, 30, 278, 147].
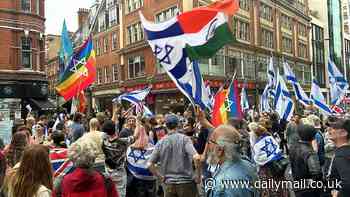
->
[147, 114, 200, 197]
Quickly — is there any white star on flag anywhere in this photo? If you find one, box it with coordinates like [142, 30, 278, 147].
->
[70, 58, 88, 77]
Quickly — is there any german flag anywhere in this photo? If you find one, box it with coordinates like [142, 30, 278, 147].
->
[56, 37, 96, 101]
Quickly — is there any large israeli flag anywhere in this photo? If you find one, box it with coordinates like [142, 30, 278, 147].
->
[274, 74, 294, 121]
[310, 79, 333, 115]
[113, 87, 151, 106]
[283, 62, 311, 106]
[140, 13, 211, 110]
[328, 59, 349, 105]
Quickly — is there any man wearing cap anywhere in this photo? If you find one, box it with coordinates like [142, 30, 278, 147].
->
[328, 119, 350, 197]
[147, 114, 200, 197]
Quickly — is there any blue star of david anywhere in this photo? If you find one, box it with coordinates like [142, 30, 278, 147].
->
[260, 138, 277, 157]
[154, 44, 174, 65]
[128, 149, 147, 163]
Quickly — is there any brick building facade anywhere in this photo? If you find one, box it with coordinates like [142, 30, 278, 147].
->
[0, 0, 53, 119]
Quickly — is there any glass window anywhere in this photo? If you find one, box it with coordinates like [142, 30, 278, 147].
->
[112, 32, 118, 50]
[260, 3, 272, 21]
[105, 67, 111, 83]
[97, 68, 103, 84]
[21, 0, 31, 12]
[199, 59, 210, 75]
[242, 52, 255, 80]
[104, 37, 109, 53]
[109, 5, 119, 26]
[298, 42, 307, 58]
[112, 64, 119, 81]
[127, 22, 144, 44]
[261, 28, 274, 48]
[98, 12, 106, 32]
[294, 64, 303, 82]
[239, 0, 250, 11]
[234, 19, 250, 41]
[155, 6, 179, 23]
[298, 23, 307, 37]
[21, 37, 32, 69]
[281, 14, 292, 31]
[304, 64, 312, 84]
[126, 0, 144, 13]
[282, 36, 293, 53]
[128, 56, 145, 79]
[211, 49, 225, 76]
[36, 0, 40, 15]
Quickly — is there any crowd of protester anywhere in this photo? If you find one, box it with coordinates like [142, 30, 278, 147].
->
[0, 104, 349, 197]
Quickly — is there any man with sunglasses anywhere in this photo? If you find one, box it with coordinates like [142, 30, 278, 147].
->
[327, 119, 350, 197]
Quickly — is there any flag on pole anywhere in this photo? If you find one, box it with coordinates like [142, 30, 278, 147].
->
[310, 79, 333, 115]
[59, 20, 74, 80]
[113, 87, 151, 106]
[328, 59, 349, 105]
[331, 105, 344, 114]
[212, 80, 243, 127]
[260, 84, 271, 112]
[240, 86, 249, 112]
[283, 62, 311, 106]
[140, 0, 238, 110]
[274, 73, 294, 121]
[56, 37, 96, 101]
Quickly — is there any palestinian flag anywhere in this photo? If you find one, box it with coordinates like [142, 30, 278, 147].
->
[56, 37, 96, 101]
[212, 80, 243, 127]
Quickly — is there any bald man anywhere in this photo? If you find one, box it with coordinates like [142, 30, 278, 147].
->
[206, 125, 258, 197]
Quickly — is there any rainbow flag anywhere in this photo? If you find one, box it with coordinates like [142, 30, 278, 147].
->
[212, 80, 243, 127]
[56, 37, 96, 101]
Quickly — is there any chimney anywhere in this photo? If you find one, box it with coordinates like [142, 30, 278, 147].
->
[78, 8, 90, 30]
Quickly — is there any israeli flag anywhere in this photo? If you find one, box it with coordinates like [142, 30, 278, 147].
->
[310, 79, 333, 115]
[140, 13, 211, 110]
[113, 87, 151, 106]
[274, 73, 294, 121]
[253, 135, 283, 166]
[260, 84, 271, 112]
[328, 59, 349, 105]
[143, 105, 154, 117]
[283, 62, 311, 106]
[267, 56, 276, 97]
[240, 87, 249, 112]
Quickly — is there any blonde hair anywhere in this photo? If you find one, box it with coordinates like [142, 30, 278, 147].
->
[300, 117, 315, 127]
[89, 118, 100, 132]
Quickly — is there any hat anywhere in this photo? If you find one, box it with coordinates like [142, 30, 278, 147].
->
[330, 119, 350, 134]
[165, 114, 179, 125]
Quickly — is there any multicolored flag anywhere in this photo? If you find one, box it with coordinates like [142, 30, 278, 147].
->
[56, 37, 96, 101]
[212, 80, 243, 127]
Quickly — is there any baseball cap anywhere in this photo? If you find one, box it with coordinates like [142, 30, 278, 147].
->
[329, 119, 350, 135]
[165, 114, 179, 125]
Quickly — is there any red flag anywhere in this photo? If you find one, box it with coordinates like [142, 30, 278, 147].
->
[78, 91, 86, 113]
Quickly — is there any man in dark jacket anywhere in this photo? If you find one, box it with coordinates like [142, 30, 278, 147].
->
[289, 124, 322, 197]
[328, 119, 350, 197]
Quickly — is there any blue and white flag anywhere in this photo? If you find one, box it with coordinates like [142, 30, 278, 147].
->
[253, 135, 283, 166]
[113, 87, 151, 106]
[260, 84, 271, 112]
[274, 73, 294, 121]
[127, 146, 156, 181]
[328, 59, 349, 105]
[283, 62, 310, 106]
[140, 13, 211, 110]
[240, 87, 249, 112]
[143, 105, 154, 117]
[267, 56, 276, 89]
[310, 79, 333, 115]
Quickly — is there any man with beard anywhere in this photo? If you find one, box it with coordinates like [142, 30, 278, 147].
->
[206, 125, 258, 197]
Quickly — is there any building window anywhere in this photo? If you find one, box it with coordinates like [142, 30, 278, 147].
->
[126, 0, 143, 13]
[281, 14, 292, 31]
[303, 64, 312, 84]
[112, 32, 118, 50]
[36, 0, 40, 15]
[127, 22, 144, 44]
[239, 0, 250, 11]
[298, 42, 308, 58]
[97, 68, 103, 84]
[98, 12, 106, 32]
[298, 23, 307, 37]
[261, 28, 273, 48]
[95, 40, 101, 55]
[155, 6, 179, 23]
[109, 5, 119, 26]
[282, 37, 293, 53]
[234, 19, 250, 41]
[103, 37, 109, 53]
[21, 37, 32, 69]
[128, 56, 145, 79]
[21, 0, 31, 12]
[260, 3, 272, 21]
[105, 67, 111, 83]
[112, 64, 119, 81]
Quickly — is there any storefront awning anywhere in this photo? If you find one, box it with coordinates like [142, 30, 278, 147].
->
[29, 98, 56, 111]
